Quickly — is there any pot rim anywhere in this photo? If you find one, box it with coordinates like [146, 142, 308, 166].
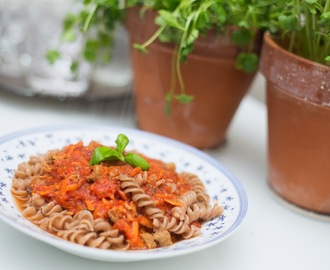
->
[260, 32, 330, 104]
[262, 33, 330, 71]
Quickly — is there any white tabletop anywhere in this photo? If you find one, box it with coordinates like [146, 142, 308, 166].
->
[0, 86, 329, 270]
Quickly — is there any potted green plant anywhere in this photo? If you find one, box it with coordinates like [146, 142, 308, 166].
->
[51, 0, 270, 148]
[259, 0, 330, 214]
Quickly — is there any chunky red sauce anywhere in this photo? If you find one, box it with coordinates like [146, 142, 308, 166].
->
[31, 141, 193, 249]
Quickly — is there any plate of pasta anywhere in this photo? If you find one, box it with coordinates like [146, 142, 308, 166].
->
[0, 125, 248, 262]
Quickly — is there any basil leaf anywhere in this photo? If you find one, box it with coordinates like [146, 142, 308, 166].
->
[89, 146, 122, 165]
[124, 153, 150, 171]
[89, 134, 150, 170]
[115, 134, 129, 153]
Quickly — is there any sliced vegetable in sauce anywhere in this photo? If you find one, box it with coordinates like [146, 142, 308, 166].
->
[89, 134, 150, 170]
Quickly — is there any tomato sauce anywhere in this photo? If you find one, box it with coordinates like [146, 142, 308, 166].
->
[30, 141, 194, 249]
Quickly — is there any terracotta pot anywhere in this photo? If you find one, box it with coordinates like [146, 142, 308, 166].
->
[260, 33, 330, 214]
[125, 7, 260, 149]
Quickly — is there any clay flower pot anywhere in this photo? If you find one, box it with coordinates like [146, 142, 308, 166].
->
[260, 33, 330, 214]
[125, 7, 260, 149]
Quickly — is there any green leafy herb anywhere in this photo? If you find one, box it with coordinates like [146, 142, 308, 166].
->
[124, 153, 150, 171]
[48, 0, 272, 114]
[175, 93, 194, 104]
[236, 53, 259, 74]
[70, 60, 79, 74]
[90, 146, 123, 165]
[45, 50, 60, 65]
[133, 43, 148, 54]
[115, 134, 129, 154]
[278, 15, 300, 32]
[89, 134, 150, 170]
[268, 0, 330, 66]
[231, 29, 252, 46]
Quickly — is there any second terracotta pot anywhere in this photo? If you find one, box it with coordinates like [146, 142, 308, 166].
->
[125, 7, 259, 149]
[260, 33, 330, 214]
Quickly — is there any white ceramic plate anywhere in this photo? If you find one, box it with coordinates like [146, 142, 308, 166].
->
[0, 125, 248, 262]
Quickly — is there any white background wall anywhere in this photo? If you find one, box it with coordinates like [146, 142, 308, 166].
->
[248, 72, 266, 103]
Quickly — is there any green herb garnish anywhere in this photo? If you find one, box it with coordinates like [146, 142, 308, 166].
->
[89, 134, 150, 171]
[48, 0, 269, 115]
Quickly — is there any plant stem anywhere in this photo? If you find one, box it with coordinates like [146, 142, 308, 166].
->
[139, 25, 166, 48]
[170, 46, 178, 97]
[325, 0, 330, 11]
[176, 10, 194, 95]
[303, 2, 314, 60]
[311, 12, 317, 61]
[324, 0, 330, 60]
[83, 4, 98, 32]
[176, 49, 186, 96]
[289, 0, 301, 53]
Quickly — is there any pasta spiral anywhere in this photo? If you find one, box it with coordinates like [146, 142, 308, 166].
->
[153, 215, 198, 237]
[181, 172, 210, 203]
[57, 210, 125, 249]
[187, 202, 224, 220]
[11, 141, 224, 250]
[171, 190, 197, 220]
[119, 174, 164, 220]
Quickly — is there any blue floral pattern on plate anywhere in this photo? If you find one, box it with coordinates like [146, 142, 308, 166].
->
[0, 124, 248, 262]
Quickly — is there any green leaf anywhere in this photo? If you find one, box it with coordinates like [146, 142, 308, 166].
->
[62, 29, 77, 42]
[45, 50, 60, 65]
[195, 12, 209, 29]
[158, 32, 173, 43]
[155, 16, 166, 27]
[158, 10, 184, 30]
[89, 134, 150, 170]
[70, 60, 79, 73]
[212, 5, 226, 25]
[325, 56, 330, 63]
[231, 29, 252, 46]
[175, 94, 194, 104]
[115, 134, 129, 154]
[180, 45, 194, 62]
[124, 153, 150, 171]
[133, 43, 148, 54]
[318, 12, 330, 27]
[83, 40, 100, 62]
[185, 29, 199, 47]
[89, 146, 122, 165]
[304, 0, 318, 14]
[278, 15, 299, 32]
[236, 53, 259, 74]
[63, 13, 77, 32]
